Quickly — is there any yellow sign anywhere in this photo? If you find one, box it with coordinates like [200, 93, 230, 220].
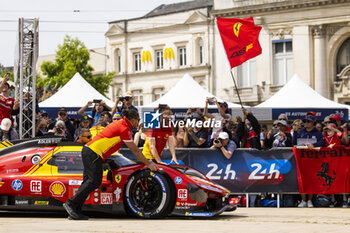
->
[34, 201, 49, 205]
[115, 175, 122, 183]
[233, 23, 242, 37]
[142, 51, 152, 62]
[164, 48, 174, 60]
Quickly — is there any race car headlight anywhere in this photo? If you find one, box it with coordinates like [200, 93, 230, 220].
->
[187, 183, 207, 203]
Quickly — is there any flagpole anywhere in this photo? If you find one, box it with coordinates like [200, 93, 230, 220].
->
[229, 69, 243, 108]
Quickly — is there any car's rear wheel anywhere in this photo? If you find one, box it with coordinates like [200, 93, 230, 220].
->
[124, 170, 175, 218]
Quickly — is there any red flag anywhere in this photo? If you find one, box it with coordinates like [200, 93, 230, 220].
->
[216, 17, 262, 68]
[293, 147, 350, 194]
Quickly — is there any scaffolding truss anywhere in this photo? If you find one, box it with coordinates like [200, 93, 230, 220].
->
[15, 18, 39, 138]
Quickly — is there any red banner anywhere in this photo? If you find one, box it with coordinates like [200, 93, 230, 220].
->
[293, 147, 350, 194]
[216, 17, 262, 68]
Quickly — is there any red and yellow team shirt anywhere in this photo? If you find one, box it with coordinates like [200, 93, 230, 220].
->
[87, 117, 133, 161]
[142, 127, 173, 160]
[0, 95, 15, 123]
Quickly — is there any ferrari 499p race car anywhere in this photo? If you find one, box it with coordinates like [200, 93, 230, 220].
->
[0, 137, 236, 218]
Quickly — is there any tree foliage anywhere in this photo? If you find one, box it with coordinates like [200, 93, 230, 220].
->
[39, 35, 113, 95]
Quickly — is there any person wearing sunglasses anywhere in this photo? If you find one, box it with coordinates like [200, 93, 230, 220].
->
[63, 109, 158, 220]
[74, 115, 93, 141]
[77, 128, 92, 144]
[277, 113, 292, 133]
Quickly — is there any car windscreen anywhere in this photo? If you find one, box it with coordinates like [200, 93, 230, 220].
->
[47, 151, 83, 174]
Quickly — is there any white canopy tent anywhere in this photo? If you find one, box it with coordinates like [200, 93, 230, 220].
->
[142, 73, 242, 109]
[39, 73, 114, 118]
[253, 74, 350, 120]
[141, 73, 243, 119]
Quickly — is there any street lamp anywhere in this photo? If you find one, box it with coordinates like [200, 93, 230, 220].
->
[89, 49, 109, 75]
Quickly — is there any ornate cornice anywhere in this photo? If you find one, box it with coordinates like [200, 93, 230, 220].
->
[211, 0, 350, 17]
[270, 28, 293, 40]
[312, 25, 326, 37]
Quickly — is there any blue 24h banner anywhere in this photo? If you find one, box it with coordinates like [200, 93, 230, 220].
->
[120, 148, 298, 193]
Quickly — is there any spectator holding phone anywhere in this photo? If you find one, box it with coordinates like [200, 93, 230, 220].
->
[204, 97, 231, 142]
[236, 107, 261, 150]
[0, 73, 19, 124]
[113, 92, 138, 113]
[78, 99, 111, 126]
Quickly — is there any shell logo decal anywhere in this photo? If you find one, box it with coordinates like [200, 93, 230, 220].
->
[49, 181, 66, 197]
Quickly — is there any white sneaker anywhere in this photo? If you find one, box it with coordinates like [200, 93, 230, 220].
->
[307, 200, 314, 208]
[298, 200, 307, 208]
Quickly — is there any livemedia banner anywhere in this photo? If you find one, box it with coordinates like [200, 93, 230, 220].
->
[293, 147, 350, 194]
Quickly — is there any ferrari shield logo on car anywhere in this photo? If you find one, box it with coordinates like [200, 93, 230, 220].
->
[49, 181, 66, 197]
[115, 175, 122, 183]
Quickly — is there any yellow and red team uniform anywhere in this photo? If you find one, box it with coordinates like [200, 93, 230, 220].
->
[0, 95, 15, 124]
[86, 117, 133, 161]
[142, 127, 173, 160]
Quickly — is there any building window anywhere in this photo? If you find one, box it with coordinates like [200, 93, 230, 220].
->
[198, 38, 203, 64]
[273, 40, 293, 85]
[156, 50, 164, 69]
[179, 47, 186, 66]
[238, 59, 256, 87]
[115, 49, 121, 73]
[134, 52, 141, 72]
[336, 37, 350, 79]
[132, 90, 143, 107]
[153, 88, 164, 101]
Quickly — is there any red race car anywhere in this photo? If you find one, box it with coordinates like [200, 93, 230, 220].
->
[0, 137, 236, 218]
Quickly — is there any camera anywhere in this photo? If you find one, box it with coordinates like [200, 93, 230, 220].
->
[208, 97, 215, 105]
[118, 96, 125, 101]
[56, 127, 63, 134]
[93, 99, 101, 104]
[158, 104, 168, 112]
[214, 138, 221, 144]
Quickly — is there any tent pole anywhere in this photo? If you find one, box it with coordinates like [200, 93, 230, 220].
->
[229, 70, 243, 107]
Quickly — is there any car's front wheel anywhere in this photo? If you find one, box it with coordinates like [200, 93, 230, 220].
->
[124, 170, 175, 218]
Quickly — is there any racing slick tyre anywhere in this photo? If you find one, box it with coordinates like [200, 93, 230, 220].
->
[124, 170, 175, 219]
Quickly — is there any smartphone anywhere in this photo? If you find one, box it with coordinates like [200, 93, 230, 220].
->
[208, 97, 215, 105]
[93, 99, 101, 103]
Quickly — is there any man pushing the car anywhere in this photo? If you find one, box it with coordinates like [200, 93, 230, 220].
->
[63, 109, 158, 220]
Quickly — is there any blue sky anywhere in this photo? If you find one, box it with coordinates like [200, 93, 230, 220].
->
[0, 0, 189, 67]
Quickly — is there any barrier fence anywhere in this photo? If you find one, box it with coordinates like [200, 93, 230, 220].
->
[120, 147, 299, 193]
[121, 147, 350, 196]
